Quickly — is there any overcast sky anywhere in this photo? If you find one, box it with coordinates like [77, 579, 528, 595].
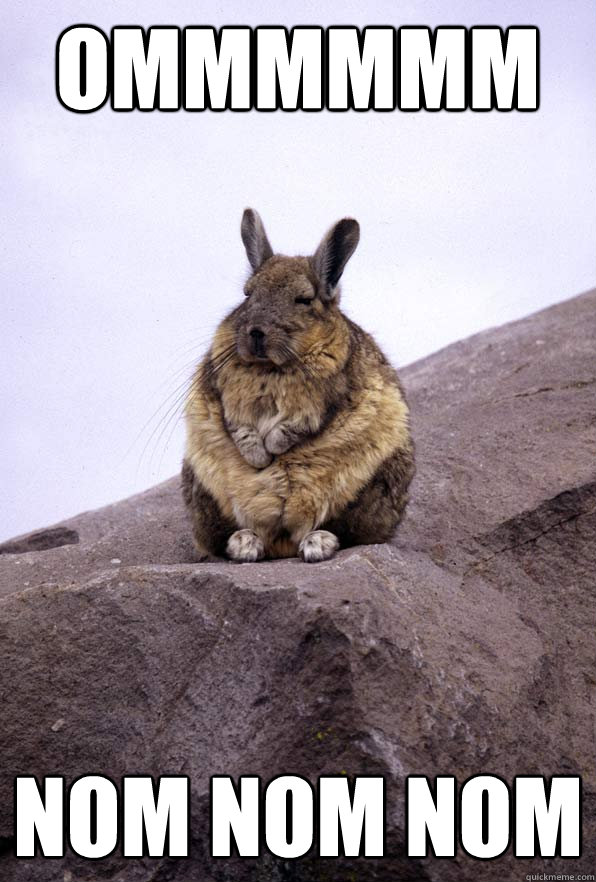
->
[1, 0, 594, 542]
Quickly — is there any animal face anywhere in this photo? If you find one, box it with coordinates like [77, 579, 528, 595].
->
[235, 256, 328, 366]
[233, 209, 360, 368]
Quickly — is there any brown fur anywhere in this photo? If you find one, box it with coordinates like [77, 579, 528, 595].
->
[182, 211, 414, 561]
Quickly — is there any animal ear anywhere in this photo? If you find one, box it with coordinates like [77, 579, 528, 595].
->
[241, 208, 274, 272]
[312, 218, 360, 300]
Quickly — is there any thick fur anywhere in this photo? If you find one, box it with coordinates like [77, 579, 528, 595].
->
[182, 214, 414, 562]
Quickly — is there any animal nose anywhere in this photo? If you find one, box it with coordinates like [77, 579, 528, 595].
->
[249, 327, 267, 357]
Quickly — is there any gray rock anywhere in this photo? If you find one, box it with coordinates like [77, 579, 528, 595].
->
[0, 291, 594, 881]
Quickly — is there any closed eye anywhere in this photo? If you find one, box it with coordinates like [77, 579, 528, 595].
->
[295, 297, 313, 305]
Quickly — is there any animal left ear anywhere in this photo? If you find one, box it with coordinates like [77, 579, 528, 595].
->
[241, 208, 274, 272]
[312, 218, 360, 300]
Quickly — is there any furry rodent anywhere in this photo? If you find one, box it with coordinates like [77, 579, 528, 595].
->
[182, 209, 414, 563]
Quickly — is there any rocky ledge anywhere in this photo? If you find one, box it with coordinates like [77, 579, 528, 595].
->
[1, 291, 594, 881]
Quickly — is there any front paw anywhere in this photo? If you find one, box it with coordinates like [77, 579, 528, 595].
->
[264, 425, 293, 455]
[227, 529, 265, 563]
[298, 530, 339, 563]
[240, 443, 272, 469]
[230, 426, 272, 468]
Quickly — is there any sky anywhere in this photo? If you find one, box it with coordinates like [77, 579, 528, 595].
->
[1, 0, 595, 542]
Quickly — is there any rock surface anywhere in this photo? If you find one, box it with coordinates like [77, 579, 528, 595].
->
[0, 291, 594, 881]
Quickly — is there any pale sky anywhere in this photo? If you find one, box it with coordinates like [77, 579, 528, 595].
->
[1, 0, 594, 541]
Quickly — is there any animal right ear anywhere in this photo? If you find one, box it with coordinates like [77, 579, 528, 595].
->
[312, 218, 360, 300]
[241, 208, 273, 272]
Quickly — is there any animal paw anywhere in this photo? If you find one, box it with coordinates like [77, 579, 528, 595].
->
[264, 425, 293, 455]
[298, 530, 339, 563]
[226, 529, 265, 563]
[229, 425, 273, 469]
[241, 444, 273, 469]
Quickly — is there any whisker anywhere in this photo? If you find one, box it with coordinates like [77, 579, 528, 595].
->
[278, 343, 356, 445]
[137, 379, 195, 479]
[205, 346, 239, 378]
[205, 342, 237, 365]
[148, 387, 192, 474]
[121, 334, 238, 486]
[280, 343, 319, 386]
[124, 370, 198, 469]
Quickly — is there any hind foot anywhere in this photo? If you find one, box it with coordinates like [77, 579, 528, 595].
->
[227, 529, 265, 563]
[298, 530, 339, 563]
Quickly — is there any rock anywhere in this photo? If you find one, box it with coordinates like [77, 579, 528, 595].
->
[0, 526, 79, 555]
[0, 291, 594, 881]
